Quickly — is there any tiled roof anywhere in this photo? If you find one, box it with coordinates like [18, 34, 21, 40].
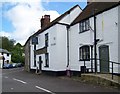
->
[71, 2, 120, 25]
[32, 5, 80, 37]
[0, 48, 11, 54]
[24, 5, 81, 46]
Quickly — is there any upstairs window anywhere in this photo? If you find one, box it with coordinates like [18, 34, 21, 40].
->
[79, 19, 89, 33]
[45, 33, 48, 47]
[79, 45, 90, 61]
[7, 53, 9, 56]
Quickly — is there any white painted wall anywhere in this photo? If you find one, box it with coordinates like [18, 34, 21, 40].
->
[59, 6, 82, 25]
[96, 6, 119, 73]
[30, 39, 36, 69]
[0, 60, 2, 68]
[35, 24, 67, 71]
[70, 6, 119, 73]
[0, 53, 11, 64]
[0, 52, 11, 68]
[118, 5, 120, 73]
[30, 5, 82, 71]
[69, 23, 94, 71]
[55, 24, 67, 71]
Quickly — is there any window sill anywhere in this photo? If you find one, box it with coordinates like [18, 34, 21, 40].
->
[44, 66, 49, 68]
[79, 29, 90, 34]
[79, 59, 90, 61]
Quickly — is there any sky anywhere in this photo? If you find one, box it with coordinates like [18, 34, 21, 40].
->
[0, 0, 87, 45]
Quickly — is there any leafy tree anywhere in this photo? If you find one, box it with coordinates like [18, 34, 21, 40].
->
[0, 36, 25, 64]
[11, 43, 25, 64]
[0, 36, 15, 51]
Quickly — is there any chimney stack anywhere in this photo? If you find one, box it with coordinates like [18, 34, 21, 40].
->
[41, 15, 50, 28]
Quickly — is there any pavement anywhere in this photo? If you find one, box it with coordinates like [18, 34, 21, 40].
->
[1, 67, 120, 93]
[81, 73, 120, 84]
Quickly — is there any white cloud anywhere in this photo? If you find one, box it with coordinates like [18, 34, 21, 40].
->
[2, 0, 60, 45]
[0, 31, 11, 38]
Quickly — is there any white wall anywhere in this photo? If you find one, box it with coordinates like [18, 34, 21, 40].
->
[96, 6, 119, 73]
[35, 24, 68, 71]
[0, 52, 11, 68]
[30, 39, 35, 69]
[70, 6, 119, 73]
[0, 60, 2, 68]
[70, 23, 94, 71]
[55, 24, 67, 71]
[35, 24, 58, 71]
[59, 6, 82, 25]
[118, 5, 120, 74]
[1, 53, 11, 64]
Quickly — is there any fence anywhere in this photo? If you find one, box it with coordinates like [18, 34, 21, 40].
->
[82, 58, 120, 80]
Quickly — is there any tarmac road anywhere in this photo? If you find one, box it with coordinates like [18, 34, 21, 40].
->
[2, 67, 120, 93]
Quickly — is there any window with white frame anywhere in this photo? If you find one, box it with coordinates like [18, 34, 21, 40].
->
[79, 19, 89, 33]
[79, 45, 90, 61]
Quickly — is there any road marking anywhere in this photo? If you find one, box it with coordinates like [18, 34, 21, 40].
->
[35, 86, 55, 94]
[11, 88, 14, 90]
[4, 76, 8, 78]
[13, 78, 27, 84]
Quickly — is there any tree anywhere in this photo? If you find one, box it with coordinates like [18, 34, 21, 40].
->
[11, 43, 25, 64]
[0, 36, 25, 64]
[0, 36, 15, 51]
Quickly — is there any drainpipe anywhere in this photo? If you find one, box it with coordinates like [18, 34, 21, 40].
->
[94, 12, 97, 73]
[34, 44, 36, 67]
[67, 25, 70, 67]
[91, 45, 93, 72]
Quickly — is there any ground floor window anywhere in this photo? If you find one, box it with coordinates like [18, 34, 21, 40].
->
[45, 53, 49, 67]
[79, 45, 90, 61]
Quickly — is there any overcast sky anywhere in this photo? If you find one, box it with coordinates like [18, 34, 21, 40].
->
[0, 0, 87, 45]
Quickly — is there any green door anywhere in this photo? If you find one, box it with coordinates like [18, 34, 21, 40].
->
[99, 45, 109, 73]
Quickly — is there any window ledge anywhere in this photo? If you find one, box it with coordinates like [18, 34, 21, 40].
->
[79, 59, 90, 61]
[44, 66, 49, 68]
[79, 29, 90, 34]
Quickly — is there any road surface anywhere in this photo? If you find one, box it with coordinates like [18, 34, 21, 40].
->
[2, 67, 120, 93]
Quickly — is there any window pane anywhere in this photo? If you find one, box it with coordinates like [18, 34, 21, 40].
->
[45, 33, 48, 47]
[79, 46, 90, 61]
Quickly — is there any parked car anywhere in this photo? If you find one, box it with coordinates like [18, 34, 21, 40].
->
[12, 63, 17, 68]
[16, 63, 22, 67]
[3, 63, 13, 69]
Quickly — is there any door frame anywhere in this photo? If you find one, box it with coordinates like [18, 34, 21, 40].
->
[99, 45, 109, 73]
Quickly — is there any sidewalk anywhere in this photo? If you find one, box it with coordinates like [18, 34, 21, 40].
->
[60, 73, 120, 89]
[82, 73, 120, 83]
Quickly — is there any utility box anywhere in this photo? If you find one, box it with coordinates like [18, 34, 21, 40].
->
[81, 66, 86, 73]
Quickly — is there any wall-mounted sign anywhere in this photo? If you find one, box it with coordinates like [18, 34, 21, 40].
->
[51, 43, 56, 46]
[32, 37, 38, 44]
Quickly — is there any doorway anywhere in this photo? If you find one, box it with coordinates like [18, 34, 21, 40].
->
[39, 56, 42, 72]
[99, 45, 109, 73]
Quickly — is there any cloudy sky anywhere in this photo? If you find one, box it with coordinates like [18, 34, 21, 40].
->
[0, 0, 87, 45]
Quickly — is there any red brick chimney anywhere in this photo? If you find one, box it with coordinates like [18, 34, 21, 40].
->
[41, 15, 50, 28]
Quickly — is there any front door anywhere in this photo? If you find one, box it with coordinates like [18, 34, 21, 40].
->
[39, 56, 42, 71]
[99, 45, 109, 73]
